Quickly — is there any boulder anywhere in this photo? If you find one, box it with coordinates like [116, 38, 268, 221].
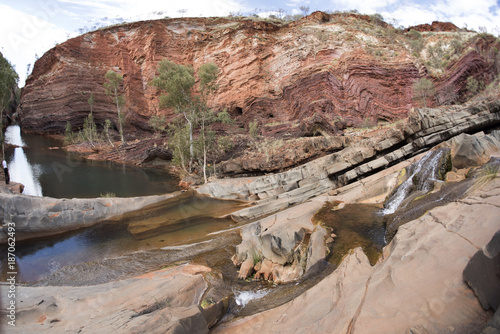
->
[232, 200, 325, 282]
[451, 131, 500, 169]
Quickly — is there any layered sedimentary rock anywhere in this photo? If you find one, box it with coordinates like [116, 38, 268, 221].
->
[0, 192, 178, 243]
[19, 12, 500, 139]
[198, 98, 500, 222]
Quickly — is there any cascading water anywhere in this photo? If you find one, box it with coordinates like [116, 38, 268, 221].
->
[382, 149, 449, 215]
[4, 125, 43, 196]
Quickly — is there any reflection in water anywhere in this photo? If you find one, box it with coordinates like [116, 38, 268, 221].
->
[0, 194, 245, 283]
[3, 125, 180, 198]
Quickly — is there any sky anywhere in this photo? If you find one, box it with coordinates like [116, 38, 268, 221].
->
[1, 0, 499, 86]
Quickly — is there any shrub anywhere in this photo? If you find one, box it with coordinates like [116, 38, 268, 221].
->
[249, 119, 259, 138]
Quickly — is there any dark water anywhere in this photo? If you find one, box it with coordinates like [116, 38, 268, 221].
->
[4, 126, 180, 198]
[0, 193, 246, 283]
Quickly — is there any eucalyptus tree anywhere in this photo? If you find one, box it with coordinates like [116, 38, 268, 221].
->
[103, 70, 125, 143]
[151, 59, 224, 181]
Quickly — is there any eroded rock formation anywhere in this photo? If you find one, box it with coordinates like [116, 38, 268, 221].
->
[0, 264, 221, 333]
[198, 98, 500, 223]
[18, 13, 500, 142]
[215, 177, 500, 333]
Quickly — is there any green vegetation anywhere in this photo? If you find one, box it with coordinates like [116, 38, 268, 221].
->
[104, 70, 126, 144]
[201, 297, 216, 309]
[412, 78, 435, 108]
[99, 192, 116, 198]
[249, 119, 259, 139]
[0, 53, 19, 157]
[148, 115, 167, 135]
[466, 76, 484, 96]
[150, 59, 233, 182]
[469, 164, 499, 194]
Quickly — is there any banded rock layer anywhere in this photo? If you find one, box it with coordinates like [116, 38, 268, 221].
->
[19, 12, 499, 138]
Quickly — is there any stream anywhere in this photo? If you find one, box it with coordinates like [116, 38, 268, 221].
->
[1, 126, 458, 323]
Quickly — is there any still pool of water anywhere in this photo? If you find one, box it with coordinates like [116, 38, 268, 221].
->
[0, 193, 246, 283]
[4, 126, 180, 198]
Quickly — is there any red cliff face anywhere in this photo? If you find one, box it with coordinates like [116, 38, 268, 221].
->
[19, 13, 499, 138]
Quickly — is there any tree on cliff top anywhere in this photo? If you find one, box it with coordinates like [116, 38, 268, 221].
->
[104, 70, 126, 144]
[0, 53, 19, 157]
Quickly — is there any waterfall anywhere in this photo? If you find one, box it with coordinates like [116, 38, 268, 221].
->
[382, 149, 448, 215]
[4, 125, 43, 196]
[5, 125, 26, 147]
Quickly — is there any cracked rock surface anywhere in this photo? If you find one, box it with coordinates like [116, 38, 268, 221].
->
[214, 178, 500, 333]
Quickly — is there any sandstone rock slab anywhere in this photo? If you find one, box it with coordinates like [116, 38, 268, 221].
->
[0, 264, 212, 334]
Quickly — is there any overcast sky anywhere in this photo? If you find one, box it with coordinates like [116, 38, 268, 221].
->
[1, 0, 499, 86]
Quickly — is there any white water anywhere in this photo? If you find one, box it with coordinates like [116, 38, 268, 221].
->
[4, 126, 43, 196]
[5, 125, 25, 147]
[234, 289, 269, 307]
[382, 151, 443, 215]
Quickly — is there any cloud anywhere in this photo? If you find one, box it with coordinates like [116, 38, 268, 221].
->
[0, 4, 74, 86]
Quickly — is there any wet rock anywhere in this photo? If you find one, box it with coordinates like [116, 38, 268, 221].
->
[238, 258, 255, 280]
[214, 178, 500, 334]
[0, 192, 178, 243]
[200, 297, 230, 329]
[463, 230, 500, 311]
[306, 225, 328, 272]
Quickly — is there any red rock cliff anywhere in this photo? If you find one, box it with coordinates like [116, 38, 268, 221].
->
[19, 12, 500, 137]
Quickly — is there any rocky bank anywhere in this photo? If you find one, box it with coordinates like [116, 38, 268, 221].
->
[214, 177, 500, 334]
[0, 192, 178, 243]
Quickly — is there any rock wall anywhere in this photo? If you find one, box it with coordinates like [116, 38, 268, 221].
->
[198, 98, 500, 223]
[18, 13, 500, 138]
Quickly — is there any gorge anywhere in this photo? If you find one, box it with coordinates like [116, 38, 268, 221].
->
[1, 11, 500, 334]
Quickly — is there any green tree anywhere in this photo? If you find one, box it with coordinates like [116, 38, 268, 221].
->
[104, 70, 126, 144]
[413, 78, 435, 108]
[197, 62, 219, 183]
[0, 54, 19, 157]
[104, 119, 114, 147]
[149, 115, 167, 135]
[151, 59, 225, 182]
[466, 76, 482, 96]
[151, 59, 196, 169]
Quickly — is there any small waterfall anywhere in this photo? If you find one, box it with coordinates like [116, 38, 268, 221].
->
[5, 125, 43, 196]
[5, 125, 26, 147]
[234, 289, 269, 307]
[383, 149, 449, 215]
